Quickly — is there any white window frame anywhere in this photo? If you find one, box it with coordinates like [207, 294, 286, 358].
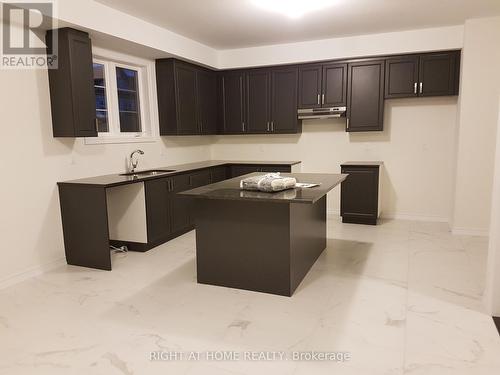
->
[85, 47, 159, 145]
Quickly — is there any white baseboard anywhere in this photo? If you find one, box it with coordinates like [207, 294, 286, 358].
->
[0, 257, 66, 290]
[381, 212, 449, 223]
[328, 210, 448, 223]
[451, 227, 489, 237]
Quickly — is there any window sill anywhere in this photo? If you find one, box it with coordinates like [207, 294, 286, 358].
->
[84, 135, 159, 145]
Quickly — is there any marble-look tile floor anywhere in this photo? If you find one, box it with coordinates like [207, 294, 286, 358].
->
[1, 218, 499, 375]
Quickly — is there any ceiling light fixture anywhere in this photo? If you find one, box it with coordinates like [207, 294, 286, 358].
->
[250, 0, 337, 19]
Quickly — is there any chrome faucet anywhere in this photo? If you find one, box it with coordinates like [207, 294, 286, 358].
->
[129, 149, 144, 173]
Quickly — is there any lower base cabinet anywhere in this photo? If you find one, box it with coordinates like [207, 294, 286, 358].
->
[230, 164, 292, 178]
[139, 164, 294, 250]
[340, 163, 382, 225]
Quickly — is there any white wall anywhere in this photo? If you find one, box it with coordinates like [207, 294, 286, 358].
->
[452, 17, 500, 236]
[211, 98, 459, 220]
[217, 25, 464, 68]
[485, 96, 500, 316]
[0, 62, 212, 288]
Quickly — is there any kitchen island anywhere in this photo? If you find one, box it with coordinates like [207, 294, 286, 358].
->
[179, 173, 347, 296]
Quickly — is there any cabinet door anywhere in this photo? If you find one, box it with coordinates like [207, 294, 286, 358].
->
[246, 69, 270, 133]
[347, 60, 385, 132]
[210, 167, 228, 183]
[222, 71, 246, 133]
[384, 56, 419, 98]
[340, 166, 379, 224]
[189, 170, 212, 188]
[271, 67, 299, 133]
[175, 63, 199, 134]
[197, 69, 218, 134]
[145, 178, 172, 243]
[298, 65, 322, 109]
[419, 52, 459, 97]
[230, 165, 262, 178]
[322, 63, 347, 107]
[68, 31, 97, 137]
[170, 174, 192, 233]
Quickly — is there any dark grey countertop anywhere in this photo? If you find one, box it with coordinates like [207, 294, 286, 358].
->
[179, 173, 347, 204]
[57, 160, 302, 188]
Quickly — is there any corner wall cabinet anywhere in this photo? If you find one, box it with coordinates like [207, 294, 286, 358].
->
[156, 59, 218, 135]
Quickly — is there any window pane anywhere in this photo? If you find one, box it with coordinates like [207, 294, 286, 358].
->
[93, 63, 109, 133]
[116, 66, 141, 133]
[96, 110, 109, 132]
[116, 67, 138, 91]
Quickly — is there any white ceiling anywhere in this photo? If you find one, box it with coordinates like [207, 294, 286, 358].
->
[95, 0, 500, 49]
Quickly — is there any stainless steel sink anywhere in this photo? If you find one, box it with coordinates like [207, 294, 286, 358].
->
[120, 169, 176, 177]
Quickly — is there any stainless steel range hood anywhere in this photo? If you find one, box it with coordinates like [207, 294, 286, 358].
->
[298, 106, 346, 120]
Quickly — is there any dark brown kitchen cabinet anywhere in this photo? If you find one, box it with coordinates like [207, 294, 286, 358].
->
[340, 163, 381, 225]
[385, 56, 419, 98]
[271, 67, 300, 133]
[46, 28, 97, 137]
[298, 65, 322, 109]
[347, 60, 385, 132]
[210, 166, 228, 183]
[156, 59, 218, 135]
[145, 177, 173, 244]
[385, 51, 460, 99]
[189, 170, 212, 188]
[222, 67, 300, 134]
[419, 51, 460, 97]
[230, 164, 292, 177]
[298, 63, 347, 109]
[322, 63, 348, 107]
[197, 69, 218, 134]
[175, 62, 199, 134]
[246, 69, 270, 133]
[221, 70, 246, 133]
[230, 165, 262, 177]
[170, 174, 192, 233]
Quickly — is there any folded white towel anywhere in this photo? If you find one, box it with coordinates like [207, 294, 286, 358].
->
[240, 173, 297, 192]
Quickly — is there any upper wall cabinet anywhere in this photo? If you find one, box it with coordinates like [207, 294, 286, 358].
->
[156, 59, 217, 135]
[221, 70, 246, 134]
[347, 60, 385, 132]
[46, 28, 97, 137]
[298, 63, 347, 109]
[419, 52, 460, 96]
[220, 67, 300, 134]
[385, 51, 460, 99]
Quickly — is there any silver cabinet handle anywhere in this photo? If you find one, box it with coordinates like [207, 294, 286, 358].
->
[271, 121, 274, 132]
[419, 82, 423, 94]
[346, 118, 350, 130]
[267, 122, 270, 132]
[242, 122, 245, 132]
[95, 118, 99, 133]
[322, 94, 325, 105]
[317, 94, 320, 105]
[414, 83, 417, 94]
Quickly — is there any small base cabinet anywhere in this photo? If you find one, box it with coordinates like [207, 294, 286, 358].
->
[340, 162, 383, 225]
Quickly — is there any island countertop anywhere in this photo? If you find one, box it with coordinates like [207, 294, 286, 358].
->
[179, 172, 347, 204]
